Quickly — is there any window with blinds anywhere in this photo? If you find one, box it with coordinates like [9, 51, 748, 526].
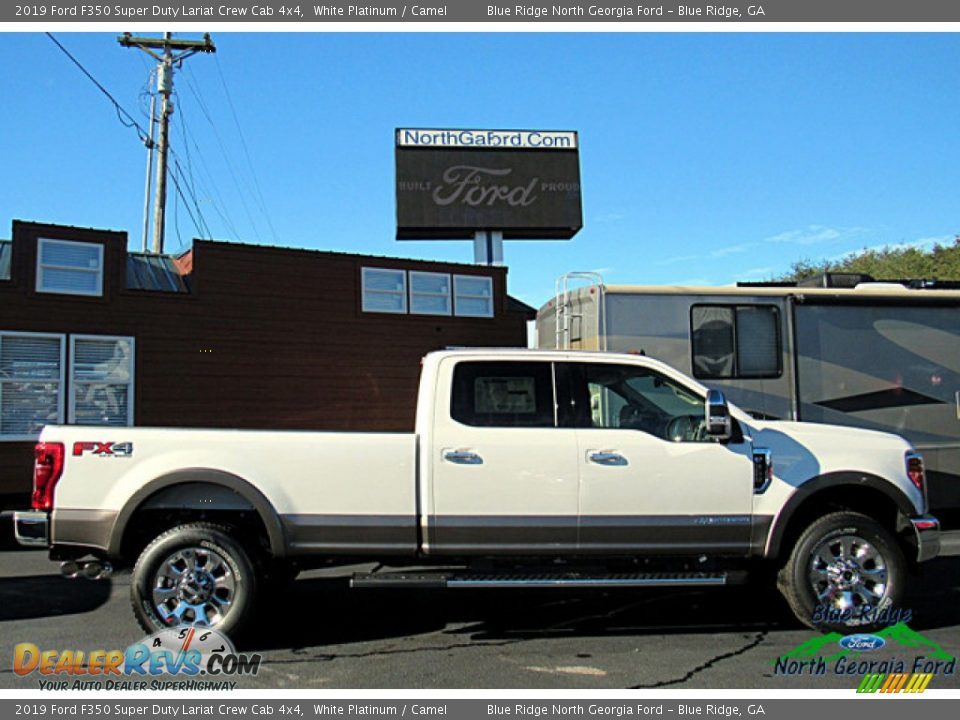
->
[69, 336, 135, 427]
[691, 305, 781, 379]
[36, 238, 104, 297]
[0, 332, 135, 439]
[0, 333, 65, 439]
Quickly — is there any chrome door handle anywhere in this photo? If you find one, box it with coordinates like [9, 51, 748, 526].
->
[588, 451, 627, 466]
[444, 450, 483, 465]
[956, 391, 959, 420]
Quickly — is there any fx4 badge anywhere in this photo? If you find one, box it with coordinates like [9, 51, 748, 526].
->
[73, 442, 134, 458]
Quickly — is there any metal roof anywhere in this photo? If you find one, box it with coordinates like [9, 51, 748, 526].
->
[0, 240, 10, 281]
[506, 295, 536, 317]
[126, 252, 189, 293]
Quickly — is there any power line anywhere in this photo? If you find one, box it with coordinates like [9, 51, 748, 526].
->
[172, 97, 245, 242]
[45, 32, 151, 146]
[166, 159, 209, 243]
[174, 107, 247, 243]
[180, 66, 266, 244]
[213, 55, 281, 244]
[170, 152, 214, 240]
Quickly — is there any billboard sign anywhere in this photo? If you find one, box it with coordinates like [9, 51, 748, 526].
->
[395, 128, 582, 240]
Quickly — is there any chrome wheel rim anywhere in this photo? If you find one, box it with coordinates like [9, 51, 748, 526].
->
[808, 533, 889, 614]
[151, 547, 236, 627]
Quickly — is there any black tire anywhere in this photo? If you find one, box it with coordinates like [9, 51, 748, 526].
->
[131, 522, 258, 638]
[777, 511, 906, 632]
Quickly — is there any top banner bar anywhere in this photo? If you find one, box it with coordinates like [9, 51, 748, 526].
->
[6, 1, 960, 23]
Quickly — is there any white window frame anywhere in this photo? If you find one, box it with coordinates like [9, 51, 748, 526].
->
[68, 335, 135, 427]
[409, 271, 452, 316]
[36, 238, 104, 297]
[361, 267, 408, 314]
[453, 275, 495, 318]
[0, 331, 66, 442]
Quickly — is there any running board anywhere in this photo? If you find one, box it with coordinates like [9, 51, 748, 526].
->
[350, 570, 736, 590]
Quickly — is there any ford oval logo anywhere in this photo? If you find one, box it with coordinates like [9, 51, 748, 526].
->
[839, 634, 886, 652]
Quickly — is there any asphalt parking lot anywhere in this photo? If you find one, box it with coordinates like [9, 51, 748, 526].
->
[1, 545, 959, 691]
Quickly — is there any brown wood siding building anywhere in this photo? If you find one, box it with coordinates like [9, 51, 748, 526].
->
[0, 220, 533, 504]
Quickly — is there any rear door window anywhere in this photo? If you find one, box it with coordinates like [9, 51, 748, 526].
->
[450, 361, 556, 428]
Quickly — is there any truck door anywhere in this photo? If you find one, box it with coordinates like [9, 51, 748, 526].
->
[562, 361, 755, 554]
[425, 359, 579, 555]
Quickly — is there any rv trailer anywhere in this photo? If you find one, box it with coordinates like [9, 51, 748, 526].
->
[537, 273, 960, 520]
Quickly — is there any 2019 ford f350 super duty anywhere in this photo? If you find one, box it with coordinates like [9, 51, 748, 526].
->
[14, 349, 940, 635]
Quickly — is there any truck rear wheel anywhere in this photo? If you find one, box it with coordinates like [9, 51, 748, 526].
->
[131, 523, 257, 637]
[778, 511, 906, 632]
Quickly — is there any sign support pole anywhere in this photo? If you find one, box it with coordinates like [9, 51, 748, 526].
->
[473, 230, 504, 266]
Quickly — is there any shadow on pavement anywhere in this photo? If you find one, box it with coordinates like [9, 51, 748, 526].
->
[900, 557, 960, 630]
[242, 557, 960, 651]
[244, 578, 789, 651]
[0, 574, 113, 621]
[0, 513, 21, 551]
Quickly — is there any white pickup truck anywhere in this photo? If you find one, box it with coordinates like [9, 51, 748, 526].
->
[15, 349, 940, 636]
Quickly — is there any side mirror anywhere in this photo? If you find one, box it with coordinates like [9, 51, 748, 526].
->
[705, 389, 732, 441]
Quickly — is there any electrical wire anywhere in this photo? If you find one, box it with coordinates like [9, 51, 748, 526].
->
[172, 88, 245, 241]
[45, 32, 152, 147]
[179, 66, 265, 244]
[173, 174, 183, 250]
[213, 55, 281, 244]
[166, 163, 208, 244]
[172, 92, 200, 213]
[170, 153, 214, 240]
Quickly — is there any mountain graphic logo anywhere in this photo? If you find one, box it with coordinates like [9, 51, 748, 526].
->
[772, 622, 955, 666]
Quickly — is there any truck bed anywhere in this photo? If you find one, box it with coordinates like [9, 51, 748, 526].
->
[42, 426, 419, 555]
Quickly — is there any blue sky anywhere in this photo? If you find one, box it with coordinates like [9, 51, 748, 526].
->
[2, 32, 958, 307]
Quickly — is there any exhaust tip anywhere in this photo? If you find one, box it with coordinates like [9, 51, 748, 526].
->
[61, 559, 113, 580]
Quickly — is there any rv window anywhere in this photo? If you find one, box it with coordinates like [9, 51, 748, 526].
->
[691, 307, 735, 378]
[691, 305, 780, 379]
[736, 306, 779, 377]
[450, 361, 555, 428]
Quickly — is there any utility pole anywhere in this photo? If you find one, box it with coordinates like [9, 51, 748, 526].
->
[118, 32, 216, 254]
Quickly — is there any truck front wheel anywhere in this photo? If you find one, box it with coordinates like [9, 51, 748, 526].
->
[778, 511, 906, 632]
[131, 523, 258, 637]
